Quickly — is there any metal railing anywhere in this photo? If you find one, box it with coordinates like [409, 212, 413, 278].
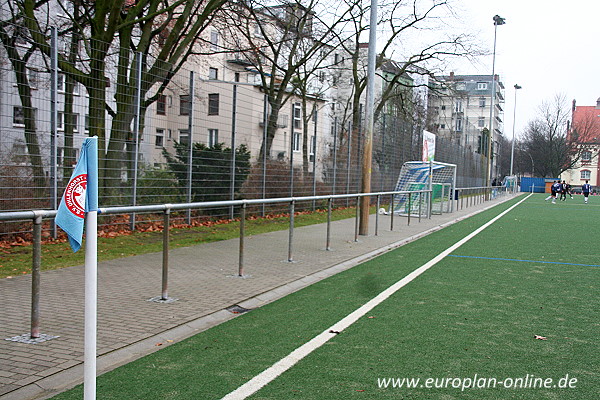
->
[0, 186, 509, 340]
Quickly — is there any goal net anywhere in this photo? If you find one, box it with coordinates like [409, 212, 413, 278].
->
[387, 161, 457, 217]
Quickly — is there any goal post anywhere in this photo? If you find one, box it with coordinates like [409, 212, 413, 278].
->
[388, 161, 457, 217]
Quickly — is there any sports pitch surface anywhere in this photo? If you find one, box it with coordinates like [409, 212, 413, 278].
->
[47, 194, 600, 399]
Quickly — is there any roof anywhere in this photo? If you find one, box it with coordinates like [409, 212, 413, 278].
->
[572, 105, 600, 143]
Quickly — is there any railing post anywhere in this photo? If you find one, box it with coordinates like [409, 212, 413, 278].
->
[390, 195, 394, 231]
[31, 212, 42, 339]
[288, 200, 295, 262]
[326, 197, 332, 251]
[407, 193, 412, 226]
[238, 203, 246, 276]
[418, 191, 422, 222]
[375, 194, 380, 236]
[354, 196, 360, 242]
[161, 208, 170, 300]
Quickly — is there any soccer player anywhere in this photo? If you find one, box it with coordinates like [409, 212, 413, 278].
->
[582, 180, 592, 203]
[560, 180, 568, 201]
[566, 182, 573, 199]
[545, 180, 561, 204]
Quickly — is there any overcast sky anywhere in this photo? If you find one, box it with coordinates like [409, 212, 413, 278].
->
[450, 0, 600, 141]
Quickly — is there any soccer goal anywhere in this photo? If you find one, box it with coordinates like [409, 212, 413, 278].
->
[387, 161, 457, 217]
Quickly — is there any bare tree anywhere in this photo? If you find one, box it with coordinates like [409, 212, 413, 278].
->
[0, 3, 46, 195]
[21, 0, 227, 201]
[217, 0, 356, 160]
[521, 95, 571, 178]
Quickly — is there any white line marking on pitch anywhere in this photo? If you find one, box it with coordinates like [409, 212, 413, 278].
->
[221, 194, 532, 400]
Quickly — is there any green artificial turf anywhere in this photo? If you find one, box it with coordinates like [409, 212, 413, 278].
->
[52, 194, 600, 399]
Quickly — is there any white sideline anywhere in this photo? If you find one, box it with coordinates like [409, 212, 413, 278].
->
[221, 194, 533, 400]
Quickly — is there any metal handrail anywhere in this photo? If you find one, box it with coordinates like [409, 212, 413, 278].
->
[2, 186, 506, 340]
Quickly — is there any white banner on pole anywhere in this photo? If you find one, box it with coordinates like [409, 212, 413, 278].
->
[422, 130, 436, 162]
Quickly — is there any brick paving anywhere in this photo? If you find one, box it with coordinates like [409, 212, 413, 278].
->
[0, 195, 514, 399]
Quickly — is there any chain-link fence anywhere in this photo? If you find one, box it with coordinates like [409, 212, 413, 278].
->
[0, 18, 489, 240]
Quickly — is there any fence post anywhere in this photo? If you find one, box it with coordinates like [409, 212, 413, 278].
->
[31, 212, 43, 338]
[288, 200, 295, 262]
[230, 83, 238, 220]
[346, 121, 352, 207]
[326, 197, 332, 251]
[332, 117, 338, 200]
[50, 28, 58, 239]
[261, 94, 268, 217]
[238, 202, 246, 276]
[289, 104, 295, 197]
[130, 51, 143, 231]
[312, 110, 318, 211]
[161, 207, 170, 300]
[186, 71, 195, 224]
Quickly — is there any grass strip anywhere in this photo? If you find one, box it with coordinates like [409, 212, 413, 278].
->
[1, 207, 361, 279]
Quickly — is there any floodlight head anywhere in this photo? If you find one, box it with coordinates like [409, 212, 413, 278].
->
[514, 84, 522, 90]
[493, 15, 506, 25]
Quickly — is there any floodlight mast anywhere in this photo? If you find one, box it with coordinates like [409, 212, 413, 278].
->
[510, 84, 522, 176]
[485, 15, 505, 187]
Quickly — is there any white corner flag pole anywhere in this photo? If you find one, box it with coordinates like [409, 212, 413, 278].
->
[84, 137, 99, 400]
[84, 208, 97, 399]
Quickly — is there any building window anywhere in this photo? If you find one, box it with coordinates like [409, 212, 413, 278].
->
[454, 99, 463, 113]
[179, 129, 189, 144]
[157, 95, 166, 115]
[455, 118, 463, 132]
[13, 107, 25, 126]
[210, 31, 219, 51]
[57, 73, 66, 92]
[155, 128, 164, 147]
[293, 103, 302, 129]
[581, 170, 591, 180]
[209, 67, 218, 80]
[441, 105, 446, 111]
[310, 135, 316, 155]
[208, 129, 218, 147]
[479, 97, 486, 107]
[582, 150, 592, 162]
[208, 93, 219, 115]
[57, 112, 64, 131]
[293, 131, 301, 152]
[478, 117, 485, 128]
[57, 112, 80, 132]
[180, 95, 190, 115]
[84, 114, 90, 133]
[477, 82, 488, 90]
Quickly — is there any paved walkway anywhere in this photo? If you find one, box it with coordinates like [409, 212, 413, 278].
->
[0, 195, 517, 399]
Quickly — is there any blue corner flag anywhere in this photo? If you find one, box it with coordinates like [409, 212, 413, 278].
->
[56, 137, 99, 252]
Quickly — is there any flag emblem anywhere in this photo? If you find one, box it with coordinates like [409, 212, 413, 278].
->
[56, 137, 98, 252]
[64, 174, 87, 218]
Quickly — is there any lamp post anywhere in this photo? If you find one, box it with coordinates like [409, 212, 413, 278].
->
[485, 14, 505, 186]
[509, 84, 522, 176]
